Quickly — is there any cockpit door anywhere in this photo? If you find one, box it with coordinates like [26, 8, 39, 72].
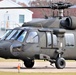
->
[24, 31, 40, 56]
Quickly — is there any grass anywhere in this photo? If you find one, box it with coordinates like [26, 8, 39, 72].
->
[0, 57, 75, 62]
[0, 58, 46, 62]
[0, 72, 76, 75]
[0, 58, 21, 62]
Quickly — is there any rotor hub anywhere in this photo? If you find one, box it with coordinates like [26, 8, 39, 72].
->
[51, 1, 72, 9]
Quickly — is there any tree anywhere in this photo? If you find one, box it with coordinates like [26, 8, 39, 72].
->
[12, 0, 16, 2]
[18, 2, 27, 7]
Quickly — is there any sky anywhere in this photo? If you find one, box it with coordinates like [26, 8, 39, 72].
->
[16, 0, 31, 4]
[16, 0, 33, 6]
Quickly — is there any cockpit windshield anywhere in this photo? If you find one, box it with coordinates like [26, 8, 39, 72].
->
[1, 29, 27, 42]
[17, 31, 27, 42]
[1, 29, 12, 40]
[6, 30, 17, 40]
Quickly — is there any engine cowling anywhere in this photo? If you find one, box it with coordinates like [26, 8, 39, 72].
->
[60, 16, 76, 30]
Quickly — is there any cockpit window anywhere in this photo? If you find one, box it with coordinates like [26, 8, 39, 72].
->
[26, 32, 38, 43]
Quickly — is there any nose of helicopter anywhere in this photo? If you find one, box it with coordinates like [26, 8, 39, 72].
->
[0, 40, 12, 58]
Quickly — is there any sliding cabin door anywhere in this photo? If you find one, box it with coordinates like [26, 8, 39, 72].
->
[39, 31, 57, 57]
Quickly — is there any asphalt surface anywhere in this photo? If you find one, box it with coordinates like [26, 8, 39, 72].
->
[0, 61, 76, 72]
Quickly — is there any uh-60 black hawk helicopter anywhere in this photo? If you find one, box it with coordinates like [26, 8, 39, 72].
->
[0, 1, 76, 69]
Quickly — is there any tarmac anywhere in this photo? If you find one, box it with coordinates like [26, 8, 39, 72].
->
[0, 61, 76, 72]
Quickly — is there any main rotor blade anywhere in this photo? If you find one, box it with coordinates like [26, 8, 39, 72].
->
[0, 6, 51, 9]
[69, 5, 76, 8]
[0, 5, 75, 9]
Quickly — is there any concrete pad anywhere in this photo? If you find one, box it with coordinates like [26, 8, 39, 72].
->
[0, 61, 76, 72]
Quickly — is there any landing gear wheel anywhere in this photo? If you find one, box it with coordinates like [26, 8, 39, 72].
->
[24, 59, 34, 68]
[55, 57, 66, 69]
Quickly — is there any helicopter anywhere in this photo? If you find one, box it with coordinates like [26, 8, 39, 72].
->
[0, 1, 76, 69]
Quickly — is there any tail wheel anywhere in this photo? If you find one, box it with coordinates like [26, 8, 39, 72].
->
[24, 59, 34, 68]
[55, 57, 66, 69]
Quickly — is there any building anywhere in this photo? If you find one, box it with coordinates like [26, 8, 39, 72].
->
[0, 0, 33, 30]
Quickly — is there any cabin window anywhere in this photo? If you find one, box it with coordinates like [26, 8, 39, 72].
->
[26, 32, 38, 43]
[47, 32, 57, 47]
[53, 34, 57, 46]
[19, 15, 24, 23]
[47, 32, 52, 46]
[65, 33, 75, 46]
